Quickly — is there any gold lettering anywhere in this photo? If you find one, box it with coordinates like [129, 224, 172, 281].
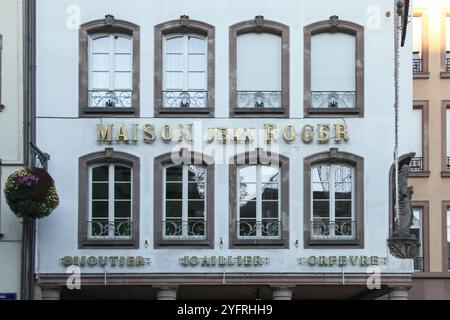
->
[217, 128, 228, 142]
[349, 256, 358, 265]
[227, 256, 235, 266]
[319, 256, 330, 266]
[329, 256, 337, 266]
[232, 129, 241, 142]
[80, 256, 86, 267]
[245, 256, 253, 266]
[131, 124, 139, 143]
[283, 125, 296, 142]
[207, 128, 215, 143]
[136, 256, 145, 266]
[116, 124, 129, 143]
[361, 256, 370, 266]
[254, 256, 264, 266]
[127, 257, 136, 267]
[237, 256, 245, 266]
[97, 124, 113, 144]
[318, 124, 330, 144]
[119, 257, 126, 267]
[62, 256, 73, 267]
[219, 256, 227, 266]
[189, 256, 199, 266]
[143, 124, 156, 143]
[178, 124, 193, 142]
[87, 256, 98, 267]
[243, 128, 255, 143]
[335, 124, 349, 143]
[371, 256, 380, 266]
[98, 257, 107, 267]
[339, 256, 348, 266]
[301, 125, 315, 144]
[109, 257, 118, 267]
[201, 257, 210, 266]
[264, 124, 278, 143]
[162, 124, 174, 142]
[308, 256, 318, 266]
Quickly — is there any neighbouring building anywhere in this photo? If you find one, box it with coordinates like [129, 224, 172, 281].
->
[33, 0, 415, 300]
[408, 0, 450, 300]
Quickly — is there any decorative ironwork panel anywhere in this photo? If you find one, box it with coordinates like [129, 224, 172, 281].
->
[162, 91, 208, 109]
[237, 220, 281, 240]
[88, 218, 132, 240]
[30, 142, 50, 170]
[162, 219, 207, 240]
[413, 58, 423, 73]
[446, 58, 450, 72]
[447, 157, 450, 172]
[88, 90, 133, 108]
[236, 91, 282, 109]
[410, 157, 423, 172]
[311, 91, 356, 109]
[311, 220, 356, 240]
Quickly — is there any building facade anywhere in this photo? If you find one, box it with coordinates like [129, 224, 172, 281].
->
[34, 0, 414, 300]
[409, 0, 450, 300]
[0, 0, 24, 301]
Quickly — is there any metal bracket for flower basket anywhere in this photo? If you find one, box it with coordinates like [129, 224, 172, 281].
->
[30, 142, 50, 170]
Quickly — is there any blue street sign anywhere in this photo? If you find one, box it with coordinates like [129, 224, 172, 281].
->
[0, 293, 17, 300]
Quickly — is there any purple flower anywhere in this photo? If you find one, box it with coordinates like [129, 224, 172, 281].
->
[18, 175, 39, 187]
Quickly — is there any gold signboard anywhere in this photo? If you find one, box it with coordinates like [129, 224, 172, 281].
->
[179, 256, 270, 267]
[60, 256, 151, 268]
[299, 256, 388, 267]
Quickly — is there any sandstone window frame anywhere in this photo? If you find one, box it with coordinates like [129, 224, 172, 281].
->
[411, 201, 430, 273]
[413, 10, 429, 79]
[410, 101, 430, 178]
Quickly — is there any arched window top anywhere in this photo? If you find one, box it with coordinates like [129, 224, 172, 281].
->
[79, 148, 139, 167]
[304, 17, 364, 36]
[305, 148, 363, 167]
[230, 149, 289, 168]
[230, 18, 289, 36]
[155, 149, 214, 166]
[155, 18, 214, 37]
[80, 17, 140, 36]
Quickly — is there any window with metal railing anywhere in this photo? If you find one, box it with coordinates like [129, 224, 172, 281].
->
[410, 157, 424, 172]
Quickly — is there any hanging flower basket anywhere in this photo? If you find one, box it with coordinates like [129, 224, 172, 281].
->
[4, 168, 59, 219]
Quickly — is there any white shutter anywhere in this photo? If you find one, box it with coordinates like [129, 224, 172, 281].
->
[236, 33, 282, 91]
[311, 33, 355, 92]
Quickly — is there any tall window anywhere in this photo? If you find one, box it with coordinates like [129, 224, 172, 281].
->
[89, 34, 132, 108]
[79, 149, 140, 248]
[304, 149, 364, 248]
[163, 34, 207, 109]
[237, 165, 281, 240]
[89, 164, 132, 240]
[229, 18, 290, 117]
[304, 17, 364, 117]
[163, 164, 207, 240]
[412, 10, 429, 77]
[79, 16, 140, 116]
[229, 151, 289, 248]
[154, 150, 214, 248]
[409, 102, 430, 176]
[155, 18, 215, 117]
[443, 15, 450, 74]
[311, 164, 354, 240]
[411, 208, 424, 272]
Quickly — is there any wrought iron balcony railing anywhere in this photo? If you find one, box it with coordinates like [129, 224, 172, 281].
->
[162, 219, 207, 240]
[237, 91, 282, 109]
[88, 218, 132, 240]
[410, 157, 424, 172]
[413, 58, 423, 73]
[237, 220, 281, 240]
[414, 257, 424, 272]
[446, 58, 450, 72]
[311, 219, 356, 240]
[162, 90, 208, 109]
[447, 157, 450, 172]
[30, 142, 50, 170]
[311, 91, 356, 109]
[88, 90, 133, 108]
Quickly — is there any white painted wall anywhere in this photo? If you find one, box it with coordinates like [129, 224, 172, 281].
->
[35, 0, 413, 275]
[0, 0, 23, 298]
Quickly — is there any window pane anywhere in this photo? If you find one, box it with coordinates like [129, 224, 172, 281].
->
[115, 166, 131, 182]
[313, 201, 330, 219]
[115, 201, 131, 218]
[92, 71, 109, 89]
[335, 183, 352, 199]
[261, 166, 279, 184]
[413, 16, 422, 54]
[92, 183, 108, 200]
[311, 33, 356, 91]
[188, 201, 205, 218]
[166, 36, 183, 53]
[188, 36, 206, 54]
[239, 166, 256, 184]
[92, 53, 109, 71]
[165, 200, 182, 218]
[188, 165, 205, 182]
[166, 183, 182, 199]
[115, 183, 131, 199]
[188, 54, 206, 72]
[240, 183, 256, 202]
[115, 36, 132, 54]
[240, 201, 256, 219]
[335, 201, 352, 218]
[165, 54, 183, 71]
[166, 166, 182, 181]
[312, 165, 330, 183]
[92, 201, 108, 218]
[115, 54, 132, 72]
[335, 165, 352, 183]
[188, 72, 206, 90]
[262, 183, 279, 200]
[188, 183, 204, 199]
[165, 71, 183, 90]
[262, 201, 278, 219]
[313, 183, 329, 199]
[236, 33, 282, 91]
[93, 166, 109, 181]
[92, 36, 109, 53]
[114, 72, 132, 89]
